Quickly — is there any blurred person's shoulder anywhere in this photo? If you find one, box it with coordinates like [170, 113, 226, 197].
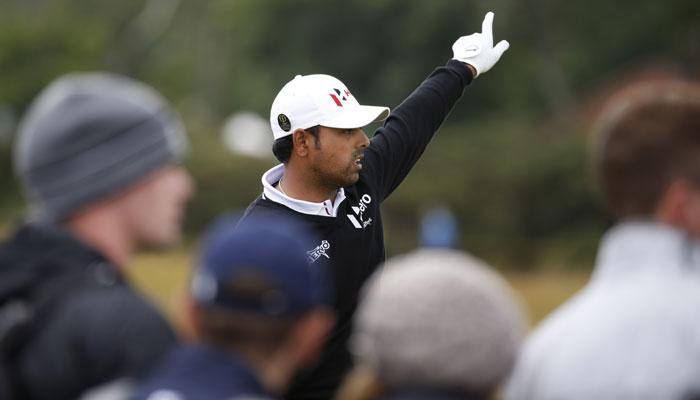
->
[17, 273, 176, 398]
[3, 223, 176, 397]
[132, 345, 274, 400]
[381, 389, 486, 400]
[506, 261, 700, 398]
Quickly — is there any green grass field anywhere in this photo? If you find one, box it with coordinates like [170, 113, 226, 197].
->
[128, 248, 592, 330]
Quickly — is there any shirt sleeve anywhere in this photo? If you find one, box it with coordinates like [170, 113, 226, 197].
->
[362, 59, 473, 202]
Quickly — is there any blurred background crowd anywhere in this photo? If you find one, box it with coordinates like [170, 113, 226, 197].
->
[3, 1, 700, 399]
[1, 0, 698, 322]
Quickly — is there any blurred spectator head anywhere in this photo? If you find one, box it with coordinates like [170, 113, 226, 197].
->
[343, 249, 526, 399]
[189, 216, 334, 393]
[593, 81, 700, 234]
[13, 72, 193, 246]
[13, 72, 189, 221]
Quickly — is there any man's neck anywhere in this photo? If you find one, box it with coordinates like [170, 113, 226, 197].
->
[64, 208, 134, 269]
[280, 162, 338, 203]
[224, 345, 292, 396]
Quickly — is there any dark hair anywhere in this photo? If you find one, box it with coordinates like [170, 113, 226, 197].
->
[594, 81, 700, 219]
[198, 307, 297, 356]
[272, 125, 320, 163]
[197, 276, 299, 356]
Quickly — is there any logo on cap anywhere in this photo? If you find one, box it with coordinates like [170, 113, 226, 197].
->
[329, 88, 352, 107]
[278, 114, 291, 131]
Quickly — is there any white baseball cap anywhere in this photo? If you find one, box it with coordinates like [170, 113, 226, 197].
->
[270, 74, 390, 140]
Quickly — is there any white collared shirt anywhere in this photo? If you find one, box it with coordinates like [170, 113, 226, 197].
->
[505, 221, 700, 400]
[261, 164, 346, 217]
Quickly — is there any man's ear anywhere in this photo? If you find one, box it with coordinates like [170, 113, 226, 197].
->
[656, 179, 700, 230]
[678, 181, 700, 235]
[292, 129, 310, 158]
[182, 297, 202, 341]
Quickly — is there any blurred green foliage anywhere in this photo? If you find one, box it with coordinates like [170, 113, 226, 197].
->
[0, 0, 698, 268]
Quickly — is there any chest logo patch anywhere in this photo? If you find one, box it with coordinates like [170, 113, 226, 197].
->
[307, 240, 331, 263]
[347, 194, 373, 229]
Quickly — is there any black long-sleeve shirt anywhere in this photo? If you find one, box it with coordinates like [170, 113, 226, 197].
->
[239, 59, 473, 400]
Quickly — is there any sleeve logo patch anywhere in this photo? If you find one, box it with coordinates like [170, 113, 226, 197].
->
[307, 240, 331, 263]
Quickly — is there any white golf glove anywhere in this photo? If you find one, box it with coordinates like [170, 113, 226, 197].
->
[452, 12, 510, 78]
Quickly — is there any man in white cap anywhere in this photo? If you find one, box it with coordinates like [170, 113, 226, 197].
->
[238, 12, 509, 400]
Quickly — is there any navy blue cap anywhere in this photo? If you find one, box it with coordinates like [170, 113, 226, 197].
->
[191, 215, 330, 317]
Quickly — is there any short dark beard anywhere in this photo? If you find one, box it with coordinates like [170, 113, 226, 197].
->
[309, 161, 350, 192]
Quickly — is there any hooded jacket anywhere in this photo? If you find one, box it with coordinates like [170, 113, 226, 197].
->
[1, 223, 176, 400]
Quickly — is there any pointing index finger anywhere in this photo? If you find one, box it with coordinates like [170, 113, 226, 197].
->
[482, 11, 494, 45]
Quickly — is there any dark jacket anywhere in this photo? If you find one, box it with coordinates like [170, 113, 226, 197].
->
[3, 224, 176, 400]
[381, 388, 489, 400]
[132, 344, 275, 400]
[240, 60, 473, 400]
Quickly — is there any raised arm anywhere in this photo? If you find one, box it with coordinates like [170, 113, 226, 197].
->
[363, 12, 509, 201]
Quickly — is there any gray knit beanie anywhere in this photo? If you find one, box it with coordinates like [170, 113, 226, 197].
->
[14, 72, 188, 222]
[352, 249, 526, 393]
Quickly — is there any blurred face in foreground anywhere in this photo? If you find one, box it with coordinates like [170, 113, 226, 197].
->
[308, 126, 370, 189]
[117, 164, 194, 247]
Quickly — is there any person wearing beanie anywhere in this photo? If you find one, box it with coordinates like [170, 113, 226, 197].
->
[0, 72, 193, 399]
[236, 12, 510, 399]
[132, 217, 335, 400]
[505, 82, 700, 399]
[335, 249, 526, 400]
